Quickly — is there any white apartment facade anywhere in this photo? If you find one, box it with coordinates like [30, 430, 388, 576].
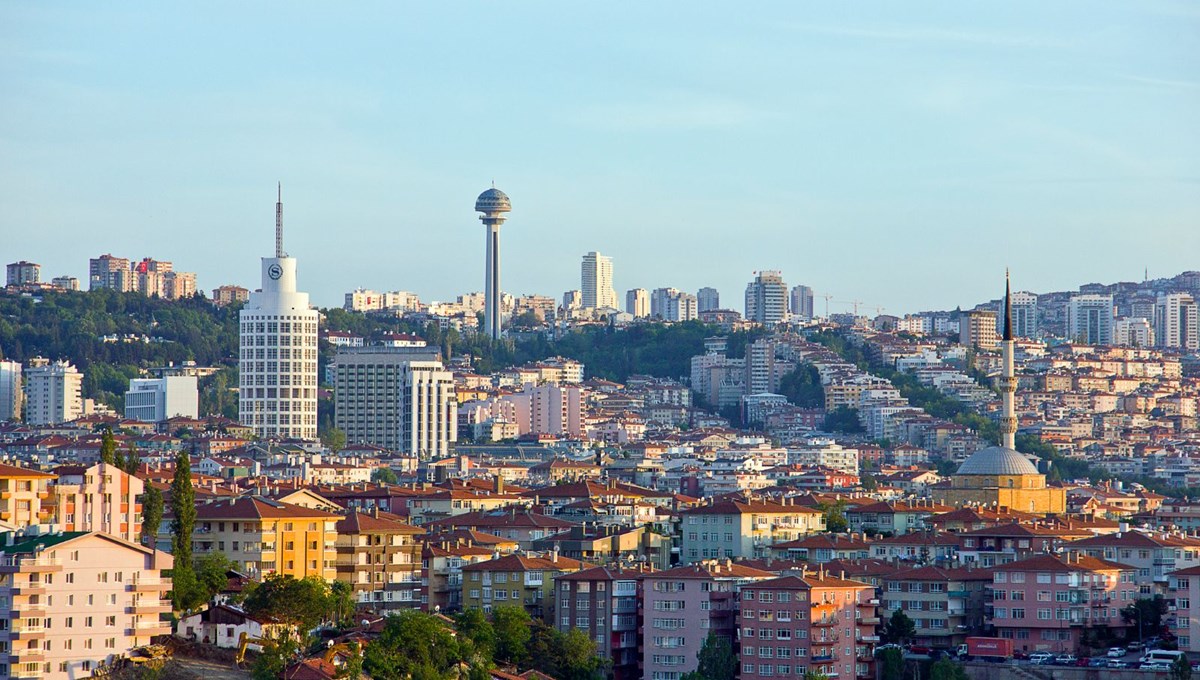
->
[123, 376, 198, 422]
[0, 361, 21, 422]
[581, 251, 617, 310]
[1155, 293, 1199, 350]
[1067, 294, 1114, 345]
[21, 358, 82, 426]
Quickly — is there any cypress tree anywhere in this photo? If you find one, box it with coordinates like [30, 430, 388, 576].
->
[170, 451, 197, 608]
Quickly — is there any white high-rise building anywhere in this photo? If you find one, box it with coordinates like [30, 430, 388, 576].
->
[23, 357, 83, 425]
[1155, 293, 1200, 350]
[581, 251, 617, 310]
[333, 347, 457, 458]
[626, 288, 649, 318]
[1067, 294, 1114, 345]
[789, 284, 814, 322]
[697, 287, 720, 313]
[239, 187, 319, 440]
[745, 271, 788, 325]
[0, 360, 21, 421]
[1114, 317, 1154, 347]
[124, 376, 199, 422]
[651, 288, 697, 322]
[1008, 291, 1038, 338]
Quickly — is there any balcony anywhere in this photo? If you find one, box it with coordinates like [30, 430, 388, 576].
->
[0, 555, 62, 573]
[812, 653, 836, 662]
[10, 665, 41, 679]
[129, 599, 173, 615]
[9, 622, 46, 639]
[813, 617, 841, 627]
[9, 648, 46, 663]
[129, 576, 170, 592]
[946, 590, 970, 598]
[857, 616, 880, 625]
[11, 602, 47, 617]
[11, 581, 46, 596]
[858, 635, 880, 642]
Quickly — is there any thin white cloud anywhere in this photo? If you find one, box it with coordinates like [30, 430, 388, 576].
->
[786, 22, 1072, 50]
[1118, 74, 1200, 90]
[574, 93, 776, 131]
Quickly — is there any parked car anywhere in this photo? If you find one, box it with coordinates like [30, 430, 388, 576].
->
[1127, 641, 1145, 652]
[1107, 647, 1127, 658]
[1141, 661, 1171, 671]
[1012, 650, 1029, 660]
[1107, 660, 1130, 669]
[1029, 652, 1055, 665]
[1055, 654, 1077, 665]
[1088, 658, 1108, 668]
[1073, 658, 1091, 667]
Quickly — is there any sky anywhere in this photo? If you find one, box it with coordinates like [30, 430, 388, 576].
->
[2, 2, 1198, 316]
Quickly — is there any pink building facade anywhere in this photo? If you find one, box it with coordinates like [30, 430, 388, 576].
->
[987, 553, 1138, 654]
[50, 463, 143, 543]
[0, 531, 172, 680]
[640, 561, 774, 680]
[738, 573, 877, 680]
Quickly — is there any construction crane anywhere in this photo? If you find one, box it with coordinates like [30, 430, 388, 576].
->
[818, 294, 835, 319]
[834, 300, 865, 316]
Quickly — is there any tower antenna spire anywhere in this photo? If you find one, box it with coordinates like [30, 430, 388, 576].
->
[275, 182, 285, 258]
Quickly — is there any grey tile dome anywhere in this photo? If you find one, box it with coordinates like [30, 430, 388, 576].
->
[956, 445, 1040, 476]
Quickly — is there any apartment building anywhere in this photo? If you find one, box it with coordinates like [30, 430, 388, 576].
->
[1065, 530, 1200, 596]
[0, 361, 21, 422]
[987, 553, 1138, 654]
[49, 463, 143, 543]
[1155, 293, 1199, 350]
[959, 310, 998, 350]
[0, 465, 56, 530]
[1067, 295, 1115, 345]
[461, 552, 589, 619]
[5, 262, 40, 287]
[680, 499, 825, 563]
[422, 541, 494, 614]
[21, 359, 82, 426]
[1167, 566, 1200, 652]
[193, 497, 338, 580]
[745, 271, 788, 326]
[333, 347, 457, 458]
[880, 565, 991, 650]
[334, 509, 423, 612]
[0, 530, 172, 680]
[738, 571, 878, 680]
[641, 561, 776, 680]
[554, 566, 644, 680]
[123, 377, 199, 422]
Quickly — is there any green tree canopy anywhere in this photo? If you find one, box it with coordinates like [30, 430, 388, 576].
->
[140, 484, 163, 548]
[371, 467, 399, 484]
[883, 609, 916, 645]
[930, 659, 969, 680]
[680, 633, 736, 680]
[242, 574, 333, 631]
[170, 450, 198, 610]
[363, 610, 471, 680]
[492, 605, 532, 667]
[878, 648, 905, 680]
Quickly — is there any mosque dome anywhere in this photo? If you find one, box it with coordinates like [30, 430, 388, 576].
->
[956, 445, 1040, 476]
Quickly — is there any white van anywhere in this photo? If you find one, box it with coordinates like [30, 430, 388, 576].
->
[1140, 650, 1185, 664]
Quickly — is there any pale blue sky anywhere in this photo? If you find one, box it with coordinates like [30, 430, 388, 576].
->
[2, 2, 1198, 314]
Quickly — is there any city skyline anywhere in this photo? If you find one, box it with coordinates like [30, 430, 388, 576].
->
[3, 2, 1198, 314]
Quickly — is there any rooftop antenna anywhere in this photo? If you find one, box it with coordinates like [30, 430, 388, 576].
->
[275, 182, 286, 258]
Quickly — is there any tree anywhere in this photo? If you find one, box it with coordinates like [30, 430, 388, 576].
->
[329, 580, 356, 628]
[100, 427, 117, 465]
[363, 610, 470, 680]
[321, 426, 347, 452]
[492, 605, 532, 667]
[140, 484, 163, 547]
[344, 642, 364, 680]
[819, 499, 849, 534]
[778, 364, 825, 408]
[251, 628, 301, 680]
[371, 467, 399, 485]
[170, 450, 198, 610]
[930, 659, 969, 680]
[803, 671, 830, 680]
[823, 406, 865, 434]
[879, 648, 904, 680]
[1122, 596, 1168, 640]
[455, 609, 496, 661]
[122, 442, 141, 475]
[242, 574, 333, 631]
[528, 621, 605, 680]
[1171, 653, 1193, 680]
[194, 552, 233, 604]
[883, 609, 916, 645]
[680, 633, 736, 680]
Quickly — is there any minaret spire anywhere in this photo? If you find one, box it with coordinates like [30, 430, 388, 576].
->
[275, 182, 285, 259]
[1003, 268, 1013, 342]
[1000, 270, 1017, 450]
